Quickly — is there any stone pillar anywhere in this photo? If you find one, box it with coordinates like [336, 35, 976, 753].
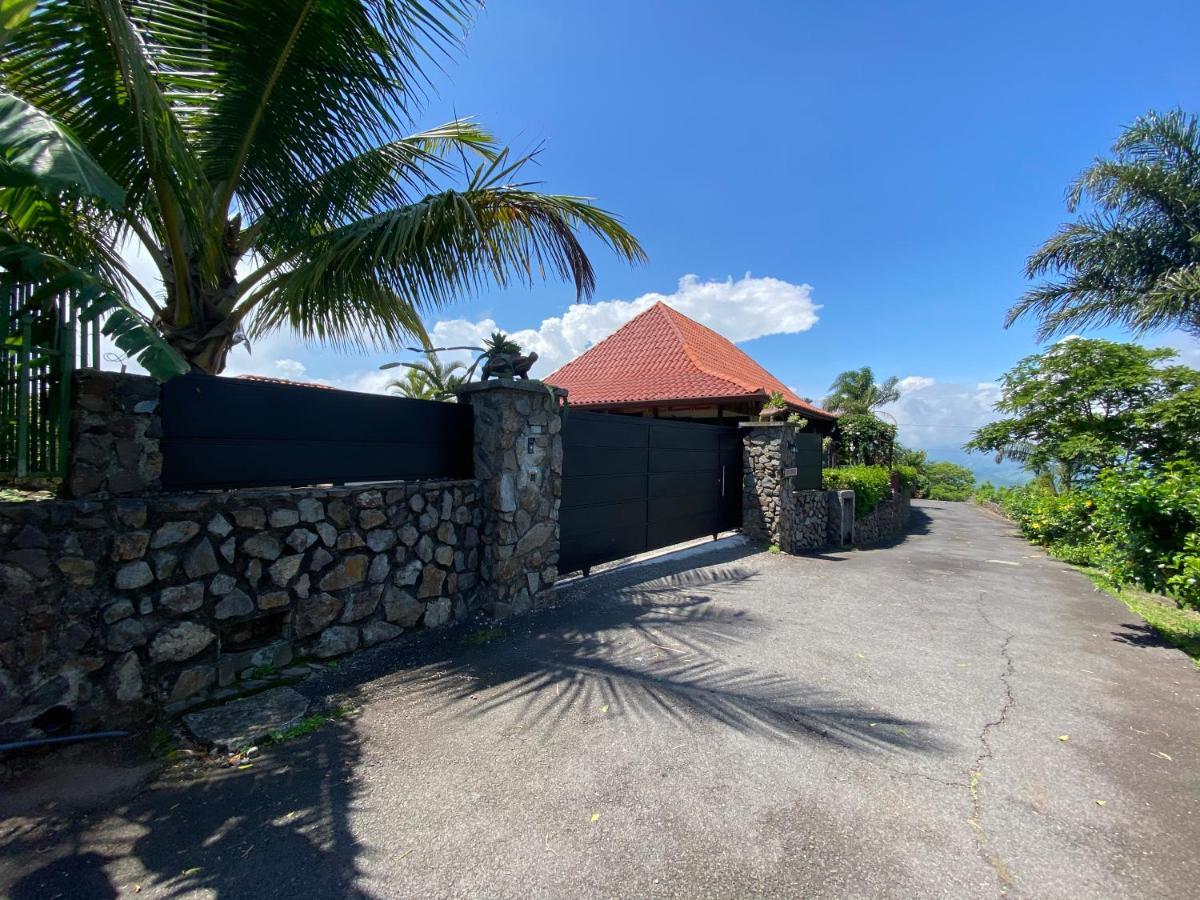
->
[68, 371, 163, 499]
[740, 422, 800, 548]
[457, 379, 565, 618]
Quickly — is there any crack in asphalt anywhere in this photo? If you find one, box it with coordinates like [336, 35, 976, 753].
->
[967, 591, 1019, 891]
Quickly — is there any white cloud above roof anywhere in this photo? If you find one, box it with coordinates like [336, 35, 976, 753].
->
[429, 273, 820, 378]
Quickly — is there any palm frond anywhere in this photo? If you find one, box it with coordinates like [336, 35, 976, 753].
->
[253, 119, 499, 252]
[0, 234, 188, 379]
[134, 0, 476, 223]
[0, 92, 124, 207]
[240, 154, 644, 350]
[1012, 108, 1200, 339]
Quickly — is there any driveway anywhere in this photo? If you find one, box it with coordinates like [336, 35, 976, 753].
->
[2, 501, 1197, 898]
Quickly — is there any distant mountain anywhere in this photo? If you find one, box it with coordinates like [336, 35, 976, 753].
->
[920, 445, 1028, 487]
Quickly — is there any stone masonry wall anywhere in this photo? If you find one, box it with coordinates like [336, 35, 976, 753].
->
[2, 372, 567, 739]
[68, 370, 163, 499]
[852, 489, 912, 546]
[741, 422, 800, 546]
[789, 490, 830, 551]
[743, 419, 912, 553]
[458, 380, 564, 618]
[0, 479, 483, 739]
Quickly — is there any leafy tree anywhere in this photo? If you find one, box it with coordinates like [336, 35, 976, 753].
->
[1, 0, 644, 374]
[894, 445, 929, 471]
[925, 461, 975, 501]
[1008, 109, 1200, 339]
[822, 366, 900, 414]
[966, 338, 1199, 489]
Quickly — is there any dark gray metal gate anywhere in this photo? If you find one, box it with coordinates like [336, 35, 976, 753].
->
[559, 412, 742, 574]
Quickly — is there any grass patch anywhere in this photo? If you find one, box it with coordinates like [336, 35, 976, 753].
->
[1082, 568, 1200, 667]
[461, 627, 507, 646]
[0, 486, 55, 504]
[266, 708, 349, 745]
[147, 725, 177, 760]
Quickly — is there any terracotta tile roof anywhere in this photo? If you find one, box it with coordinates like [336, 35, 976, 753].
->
[236, 374, 337, 391]
[545, 302, 834, 419]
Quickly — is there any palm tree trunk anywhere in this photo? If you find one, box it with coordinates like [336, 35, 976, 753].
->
[160, 219, 245, 375]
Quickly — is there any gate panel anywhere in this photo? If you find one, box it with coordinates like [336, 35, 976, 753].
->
[559, 412, 742, 574]
[161, 373, 473, 490]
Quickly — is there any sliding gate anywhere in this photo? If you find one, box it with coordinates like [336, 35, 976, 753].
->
[559, 412, 742, 574]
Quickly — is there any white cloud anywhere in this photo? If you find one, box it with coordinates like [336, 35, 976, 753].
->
[430, 273, 820, 377]
[1154, 329, 1200, 367]
[895, 375, 935, 394]
[273, 358, 307, 380]
[880, 378, 1002, 452]
[99, 262, 819, 394]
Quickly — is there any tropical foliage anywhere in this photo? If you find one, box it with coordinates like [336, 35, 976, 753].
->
[830, 412, 895, 467]
[1007, 109, 1200, 339]
[924, 461, 975, 501]
[387, 351, 465, 401]
[977, 463, 1200, 610]
[822, 465, 892, 518]
[0, 7, 187, 378]
[966, 338, 1199, 490]
[1, 0, 644, 374]
[822, 366, 900, 414]
[890, 446, 976, 500]
[970, 334, 1200, 611]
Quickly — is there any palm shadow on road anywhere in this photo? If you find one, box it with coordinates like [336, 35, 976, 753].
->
[3, 719, 372, 900]
[348, 540, 948, 756]
[2, 539, 947, 900]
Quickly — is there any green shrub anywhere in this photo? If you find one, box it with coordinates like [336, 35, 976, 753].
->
[989, 463, 1200, 610]
[1167, 533, 1200, 609]
[1086, 462, 1200, 606]
[925, 461, 975, 501]
[823, 465, 891, 518]
[892, 464, 924, 493]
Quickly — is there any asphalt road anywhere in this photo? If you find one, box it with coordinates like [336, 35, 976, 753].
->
[2, 501, 1197, 898]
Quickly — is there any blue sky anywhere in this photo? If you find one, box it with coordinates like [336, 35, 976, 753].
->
[123, 1, 1200, 476]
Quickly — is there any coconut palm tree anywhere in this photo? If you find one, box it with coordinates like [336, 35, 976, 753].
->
[387, 350, 466, 401]
[0, 1, 187, 377]
[386, 367, 438, 401]
[1008, 109, 1200, 339]
[822, 366, 900, 414]
[1, 0, 644, 375]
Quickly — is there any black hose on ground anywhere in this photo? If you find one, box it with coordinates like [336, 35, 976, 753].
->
[0, 731, 129, 753]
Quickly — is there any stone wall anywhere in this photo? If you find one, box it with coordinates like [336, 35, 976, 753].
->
[1, 373, 568, 740]
[789, 490, 831, 551]
[458, 381, 563, 618]
[742, 420, 912, 553]
[0, 479, 484, 738]
[68, 371, 163, 499]
[851, 489, 911, 546]
[741, 422, 801, 546]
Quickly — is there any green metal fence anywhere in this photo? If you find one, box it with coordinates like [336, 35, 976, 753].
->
[1, 283, 100, 483]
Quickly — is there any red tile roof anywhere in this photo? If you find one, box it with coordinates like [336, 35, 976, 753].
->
[236, 374, 337, 391]
[545, 302, 834, 419]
